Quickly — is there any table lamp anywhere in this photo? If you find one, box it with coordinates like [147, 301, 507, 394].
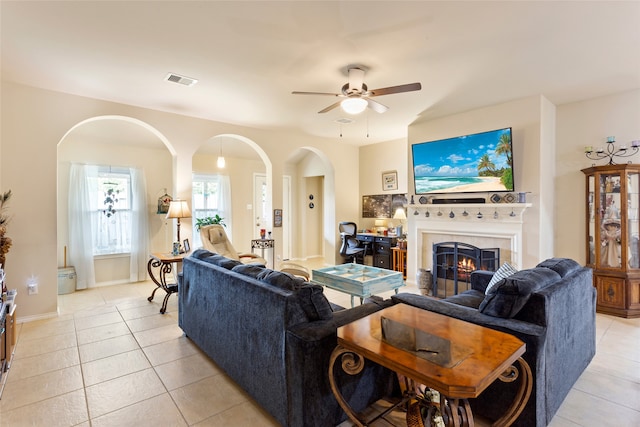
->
[166, 200, 191, 252]
[393, 207, 407, 236]
[374, 218, 387, 233]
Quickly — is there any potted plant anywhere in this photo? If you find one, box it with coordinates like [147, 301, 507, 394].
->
[0, 190, 13, 269]
[195, 214, 226, 231]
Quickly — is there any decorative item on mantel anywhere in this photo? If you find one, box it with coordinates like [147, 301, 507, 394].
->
[585, 136, 640, 165]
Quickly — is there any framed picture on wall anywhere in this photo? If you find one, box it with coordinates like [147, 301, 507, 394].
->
[382, 170, 398, 191]
[274, 209, 283, 227]
[362, 195, 393, 218]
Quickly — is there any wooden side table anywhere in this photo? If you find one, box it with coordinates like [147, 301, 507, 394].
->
[392, 246, 407, 280]
[147, 252, 188, 314]
[329, 304, 531, 427]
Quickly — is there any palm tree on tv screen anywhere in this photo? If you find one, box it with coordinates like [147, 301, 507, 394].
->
[477, 154, 496, 175]
[496, 133, 513, 166]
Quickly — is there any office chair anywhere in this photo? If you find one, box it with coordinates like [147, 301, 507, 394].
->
[339, 221, 365, 264]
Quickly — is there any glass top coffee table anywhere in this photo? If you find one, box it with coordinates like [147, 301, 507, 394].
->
[311, 263, 404, 307]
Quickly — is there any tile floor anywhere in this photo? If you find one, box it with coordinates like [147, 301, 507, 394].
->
[0, 259, 638, 426]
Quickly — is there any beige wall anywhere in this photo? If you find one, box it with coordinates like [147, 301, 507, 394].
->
[556, 89, 640, 262]
[58, 131, 173, 285]
[358, 138, 409, 231]
[0, 81, 359, 320]
[192, 152, 267, 254]
[406, 95, 554, 283]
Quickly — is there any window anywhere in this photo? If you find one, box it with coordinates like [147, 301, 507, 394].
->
[192, 174, 232, 247]
[90, 168, 132, 255]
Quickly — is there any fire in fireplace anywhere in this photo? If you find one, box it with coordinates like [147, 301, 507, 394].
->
[432, 242, 499, 298]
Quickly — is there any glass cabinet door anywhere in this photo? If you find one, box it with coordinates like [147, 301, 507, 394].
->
[588, 176, 595, 265]
[598, 173, 622, 269]
[628, 173, 639, 269]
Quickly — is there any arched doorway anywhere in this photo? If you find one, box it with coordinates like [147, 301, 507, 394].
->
[57, 116, 174, 288]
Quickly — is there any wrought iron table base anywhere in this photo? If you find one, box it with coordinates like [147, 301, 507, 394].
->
[328, 346, 532, 427]
[147, 257, 179, 314]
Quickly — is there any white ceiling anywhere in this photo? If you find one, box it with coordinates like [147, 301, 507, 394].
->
[2, 1, 639, 148]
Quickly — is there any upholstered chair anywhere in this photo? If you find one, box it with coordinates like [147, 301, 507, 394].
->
[199, 224, 266, 265]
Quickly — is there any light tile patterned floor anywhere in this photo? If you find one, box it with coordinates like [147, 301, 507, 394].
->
[0, 258, 638, 426]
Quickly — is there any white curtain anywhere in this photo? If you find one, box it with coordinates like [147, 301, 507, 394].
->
[129, 167, 149, 282]
[68, 164, 98, 289]
[218, 175, 233, 240]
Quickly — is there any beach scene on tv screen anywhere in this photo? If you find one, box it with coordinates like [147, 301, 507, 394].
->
[413, 128, 513, 194]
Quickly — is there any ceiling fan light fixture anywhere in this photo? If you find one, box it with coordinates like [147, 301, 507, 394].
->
[217, 156, 225, 168]
[340, 97, 368, 115]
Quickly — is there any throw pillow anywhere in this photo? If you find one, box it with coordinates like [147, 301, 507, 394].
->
[485, 262, 518, 295]
[231, 263, 266, 279]
[257, 269, 306, 291]
[536, 258, 581, 278]
[201, 254, 242, 270]
[479, 267, 561, 318]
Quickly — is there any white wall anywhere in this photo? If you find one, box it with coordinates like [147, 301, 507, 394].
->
[0, 81, 359, 320]
[556, 89, 640, 262]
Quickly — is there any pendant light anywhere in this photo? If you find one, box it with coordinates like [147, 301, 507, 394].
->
[217, 141, 225, 168]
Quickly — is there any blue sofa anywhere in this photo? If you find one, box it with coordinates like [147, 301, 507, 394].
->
[178, 249, 396, 427]
[392, 258, 596, 427]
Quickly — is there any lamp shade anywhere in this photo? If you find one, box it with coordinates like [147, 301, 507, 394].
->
[341, 97, 368, 115]
[166, 200, 191, 219]
[393, 207, 407, 220]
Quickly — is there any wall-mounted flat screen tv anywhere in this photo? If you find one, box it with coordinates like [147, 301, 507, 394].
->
[412, 127, 514, 194]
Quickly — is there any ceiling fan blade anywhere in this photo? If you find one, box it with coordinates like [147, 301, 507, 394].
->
[366, 98, 388, 114]
[318, 101, 342, 114]
[348, 67, 365, 93]
[368, 82, 422, 97]
[292, 91, 340, 96]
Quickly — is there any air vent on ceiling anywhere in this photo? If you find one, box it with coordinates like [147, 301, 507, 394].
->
[165, 73, 198, 87]
[335, 118, 354, 124]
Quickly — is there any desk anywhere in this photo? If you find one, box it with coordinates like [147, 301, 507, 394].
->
[147, 252, 188, 314]
[329, 304, 532, 427]
[251, 239, 274, 268]
[356, 234, 397, 270]
[392, 247, 407, 280]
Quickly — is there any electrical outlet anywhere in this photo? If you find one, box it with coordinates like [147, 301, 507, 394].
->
[27, 277, 38, 295]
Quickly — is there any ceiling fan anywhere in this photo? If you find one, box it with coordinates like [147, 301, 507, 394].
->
[292, 66, 421, 115]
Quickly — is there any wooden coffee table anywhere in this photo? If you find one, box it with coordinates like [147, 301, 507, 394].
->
[329, 304, 532, 427]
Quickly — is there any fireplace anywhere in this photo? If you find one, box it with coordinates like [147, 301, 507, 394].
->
[432, 242, 499, 297]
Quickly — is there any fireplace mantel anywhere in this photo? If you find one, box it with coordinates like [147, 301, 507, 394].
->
[409, 203, 531, 222]
[406, 203, 532, 286]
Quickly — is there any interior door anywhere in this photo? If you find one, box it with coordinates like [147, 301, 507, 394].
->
[254, 174, 268, 239]
[254, 174, 292, 262]
[282, 175, 291, 260]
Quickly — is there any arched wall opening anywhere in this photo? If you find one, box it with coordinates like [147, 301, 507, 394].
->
[192, 134, 272, 256]
[57, 116, 175, 287]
